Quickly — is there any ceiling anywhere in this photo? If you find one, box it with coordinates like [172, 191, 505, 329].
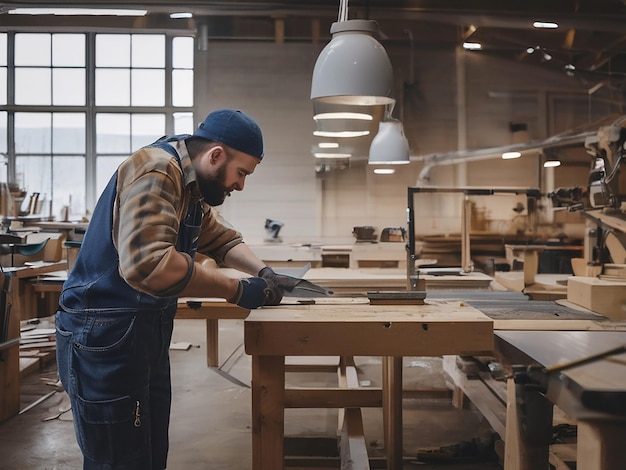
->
[2, 1, 626, 169]
[1, 0, 626, 90]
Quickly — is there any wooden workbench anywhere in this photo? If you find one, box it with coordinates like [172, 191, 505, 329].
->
[0, 261, 66, 421]
[244, 301, 493, 470]
[495, 330, 626, 470]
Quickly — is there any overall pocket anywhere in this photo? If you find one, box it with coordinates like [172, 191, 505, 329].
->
[72, 315, 137, 400]
[75, 394, 145, 464]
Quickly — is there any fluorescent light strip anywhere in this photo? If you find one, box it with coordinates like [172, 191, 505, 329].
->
[543, 160, 561, 168]
[533, 21, 558, 29]
[314, 130, 370, 138]
[374, 168, 395, 174]
[314, 112, 373, 121]
[318, 142, 339, 149]
[170, 12, 193, 19]
[368, 159, 410, 165]
[9, 8, 148, 16]
[314, 153, 352, 159]
[462, 42, 482, 50]
[502, 151, 521, 159]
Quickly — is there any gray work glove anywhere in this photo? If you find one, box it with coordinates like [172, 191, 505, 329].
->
[227, 277, 283, 309]
[258, 266, 301, 293]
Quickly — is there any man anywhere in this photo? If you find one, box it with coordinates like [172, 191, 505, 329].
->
[56, 109, 297, 469]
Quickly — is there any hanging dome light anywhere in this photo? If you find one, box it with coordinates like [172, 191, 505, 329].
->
[311, 19, 394, 106]
[368, 119, 410, 164]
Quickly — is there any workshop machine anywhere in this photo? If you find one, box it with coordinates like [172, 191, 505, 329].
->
[550, 115, 626, 269]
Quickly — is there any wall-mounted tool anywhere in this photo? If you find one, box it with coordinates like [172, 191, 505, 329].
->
[264, 218, 284, 243]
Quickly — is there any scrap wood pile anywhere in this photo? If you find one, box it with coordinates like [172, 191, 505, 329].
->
[19, 321, 56, 377]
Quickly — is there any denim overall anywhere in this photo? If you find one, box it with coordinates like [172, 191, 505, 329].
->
[56, 136, 201, 469]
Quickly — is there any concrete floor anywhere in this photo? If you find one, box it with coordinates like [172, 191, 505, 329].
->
[0, 317, 502, 469]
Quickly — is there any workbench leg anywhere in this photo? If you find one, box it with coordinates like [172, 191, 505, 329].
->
[503, 377, 553, 470]
[205, 319, 219, 367]
[577, 421, 626, 470]
[382, 356, 403, 470]
[251, 355, 285, 470]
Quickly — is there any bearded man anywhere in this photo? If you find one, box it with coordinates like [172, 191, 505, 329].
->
[56, 109, 297, 469]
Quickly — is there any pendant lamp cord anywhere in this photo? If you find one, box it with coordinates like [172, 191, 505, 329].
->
[338, 0, 348, 22]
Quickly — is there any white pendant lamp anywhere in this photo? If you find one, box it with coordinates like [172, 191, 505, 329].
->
[368, 119, 410, 164]
[310, 0, 394, 106]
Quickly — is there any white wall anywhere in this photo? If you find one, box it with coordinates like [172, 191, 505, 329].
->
[192, 40, 622, 244]
[194, 42, 319, 243]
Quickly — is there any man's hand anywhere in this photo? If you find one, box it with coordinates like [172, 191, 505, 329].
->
[258, 266, 300, 292]
[227, 277, 283, 309]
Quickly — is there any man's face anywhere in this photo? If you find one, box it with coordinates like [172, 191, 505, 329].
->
[196, 146, 259, 206]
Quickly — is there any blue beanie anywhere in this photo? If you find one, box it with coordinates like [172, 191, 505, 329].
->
[193, 109, 264, 159]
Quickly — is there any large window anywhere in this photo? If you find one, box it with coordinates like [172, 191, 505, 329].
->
[0, 31, 195, 220]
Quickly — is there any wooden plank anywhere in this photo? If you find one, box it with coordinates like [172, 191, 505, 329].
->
[251, 355, 284, 470]
[567, 276, 626, 320]
[382, 356, 403, 470]
[340, 408, 370, 470]
[245, 303, 493, 357]
[19, 357, 39, 377]
[0, 344, 20, 421]
[493, 319, 626, 331]
[284, 388, 382, 409]
[503, 377, 553, 470]
[577, 421, 626, 470]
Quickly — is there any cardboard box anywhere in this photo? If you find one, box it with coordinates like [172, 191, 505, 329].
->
[567, 276, 626, 320]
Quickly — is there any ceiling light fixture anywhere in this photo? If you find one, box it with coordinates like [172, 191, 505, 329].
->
[310, 0, 394, 106]
[543, 159, 561, 168]
[170, 12, 193, 19]
[533, 21, 559, 29]
[374, 168, 396, 174]
[502, 151, 521, 159]
[318, 142, 340, 149]
[314, 152, 352, 159]
[9, 8, 147, 16]
[314, 112, 373, 121]
[314, 130, 370, 138]
[368, 119, 410, 165]
[462, 42, 482, 50]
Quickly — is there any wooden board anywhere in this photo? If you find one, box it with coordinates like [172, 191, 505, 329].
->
[245, 301, 493, 357]
[567, 276, 626, 320]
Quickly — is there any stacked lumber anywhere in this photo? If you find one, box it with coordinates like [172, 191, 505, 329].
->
[19, 326, 56, 377]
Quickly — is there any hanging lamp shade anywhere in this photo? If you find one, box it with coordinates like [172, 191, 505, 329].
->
[368, 119, 410, 164]
[311, 19, 394, 105]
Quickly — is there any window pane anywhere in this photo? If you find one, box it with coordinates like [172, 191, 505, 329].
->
[53, 69, 85, 105]
[0, 33, 7, 66]
[53, 156, 86, 219]
[131, 114, 165, 150]
[131, 69, 164, 106]
[96, 69, 130, 106]
[0, 111, 6, 154]
[131, 35, 165, 68]
[96, 34, 130, 67]
[15, 113, 51, 154]
[173, 37, 193, 68]
[52, 34, 85, 66]
[0, 68, 6, 105]
[15, 68, 51, 105]
[97, 156, 126, 197]
[53, 113, 85, 154]
[16, 156, 52, 203]
[172, 70, 193, 107]
[96, 113, 130, 154]
[15, 33, 51, 66]
[174, 112, 194, 135]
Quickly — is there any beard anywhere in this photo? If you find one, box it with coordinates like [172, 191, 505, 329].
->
[197, 163, 229, 206]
